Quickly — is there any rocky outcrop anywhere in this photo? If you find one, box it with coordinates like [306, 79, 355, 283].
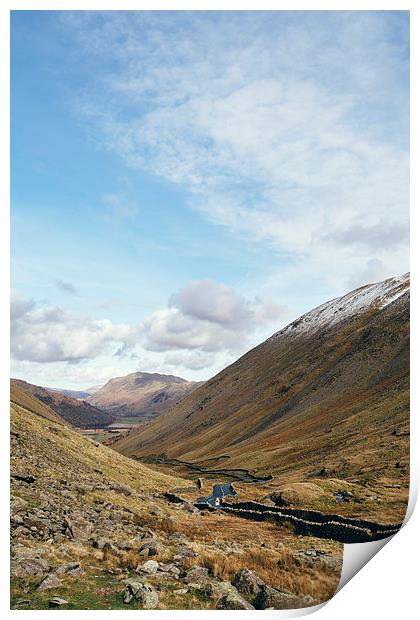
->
[216, 592, 255, 610]
[231, 568, 264, 595]
[254, 585, 314, 610]
[122, 580, 159, 608]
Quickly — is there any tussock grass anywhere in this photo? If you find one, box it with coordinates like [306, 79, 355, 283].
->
[183, 546, 338, 603]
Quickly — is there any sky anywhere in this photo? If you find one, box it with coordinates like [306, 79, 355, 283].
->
[10, 10, 410, 389]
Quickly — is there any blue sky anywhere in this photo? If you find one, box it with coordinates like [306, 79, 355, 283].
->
[11, 10, 409, 388]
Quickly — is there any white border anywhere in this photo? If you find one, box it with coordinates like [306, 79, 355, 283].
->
[1, 2, 417, 619]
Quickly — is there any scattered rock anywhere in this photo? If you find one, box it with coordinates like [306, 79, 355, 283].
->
[37, 574, 62, 591]
[11, 557, 50, 577]
[49, 597, 69, 608]
[103, 542, 120, 555]
[168, 532, 190, 544]
[55, 562, 85, 576]
[11, 599, 32, 609]
[254, 585, 314, 610]
[175, 545, 197, 558]
[11, 474, 36, 484]
[293, 549, 342, 572]
[335, 491, 354, 503]
[216, 592, 254, 610]
[136, 560, 159, 575]
[158, 563, 180, 575]
[139, 541, 159, 557]
[232, 568, 264, 595]
[174, 588, 188, 595]
[10, 496, 29, 515]
[184, 566, 209, 584]
[122, 580, 159, 608]
[196, 580, 238, 600]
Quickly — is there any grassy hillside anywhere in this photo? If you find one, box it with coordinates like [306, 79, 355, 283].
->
[111, 276, 409, 522]
[10, 385, 342, 610]
[11, 379, 115, 429]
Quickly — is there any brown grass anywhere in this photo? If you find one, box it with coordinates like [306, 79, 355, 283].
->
[182, 546, 339, 603]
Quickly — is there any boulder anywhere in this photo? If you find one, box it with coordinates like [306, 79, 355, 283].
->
[49, 597, 69, 608]
[175, 546, 197, 558]
[122, 580, 159, 608]
[196, 580, 238, 600]
[216, 592, 255, 610]
[10, 496, 29, 515]
[136, 560, 159, 575]
[158, 563, 180, 576]
[37, 574, 62, 591]
[139, 541, 159, 556]
[103, 542, 120, 555]
[232, 568, 264, 595]
[254, 585, 314, 610]
[63, 516, 94, 541]
[11, 557, 50, 578]
[183, 566, 209, 584]
[55, 562, 85, 576]
[168, 532, 190, 544]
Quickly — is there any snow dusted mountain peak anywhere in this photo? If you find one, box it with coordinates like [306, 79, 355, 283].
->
[272, 273, 410, 340]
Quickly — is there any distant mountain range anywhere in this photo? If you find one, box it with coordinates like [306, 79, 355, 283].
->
[112, 274, 410, 486]
[86, 372, 203, 424]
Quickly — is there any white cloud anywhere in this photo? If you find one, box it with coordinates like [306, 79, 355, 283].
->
[347, 258, 391, 290]
[142, 279, 285, 353]
[63, 11, 408, 276]
[11, 292, 139, 363]
[163, 351, 215, 371]
[170, 279, 253, 327]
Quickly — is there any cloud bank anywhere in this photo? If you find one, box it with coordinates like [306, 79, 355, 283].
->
[11, 291, 139, 363]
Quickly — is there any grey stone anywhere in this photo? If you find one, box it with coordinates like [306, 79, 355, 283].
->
[254, 585, 314, 610]
[139, 542, 159, 556]
[136, 560, 159, 575]
[55, 562, 85, 576]
[49, 597, 69, 608]
[175, 546, 197, 558]
[184, 566, 209, 584]
[10, 496, 29, 515]
[158, 563, 180, 575]
[195, 580, 238, 600]
[122, 580, 159, 608]
[168, 532, 190, 544]
[11, 557, 50, 578]
[37, 574, 62, 591]
[216, 592, 255, 610]
[232, 568, 264, 595]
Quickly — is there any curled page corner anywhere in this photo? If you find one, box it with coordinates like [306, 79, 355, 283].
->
[337, 478, 417, 594]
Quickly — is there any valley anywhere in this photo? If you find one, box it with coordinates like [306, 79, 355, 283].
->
[10, 384, 342, 610]
[10, 274, 410, 610]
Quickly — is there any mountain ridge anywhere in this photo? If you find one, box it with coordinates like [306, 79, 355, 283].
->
[111, 274, 409, 502]
[10, 379, 115, 429]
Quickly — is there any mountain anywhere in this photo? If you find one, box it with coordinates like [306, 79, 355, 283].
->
[87, 372, 203, 424]
[112, 274, 409, 490]
[10, 384, 342, 609]
[11, 379, 115, 429]
[11, 381, 72, 428]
